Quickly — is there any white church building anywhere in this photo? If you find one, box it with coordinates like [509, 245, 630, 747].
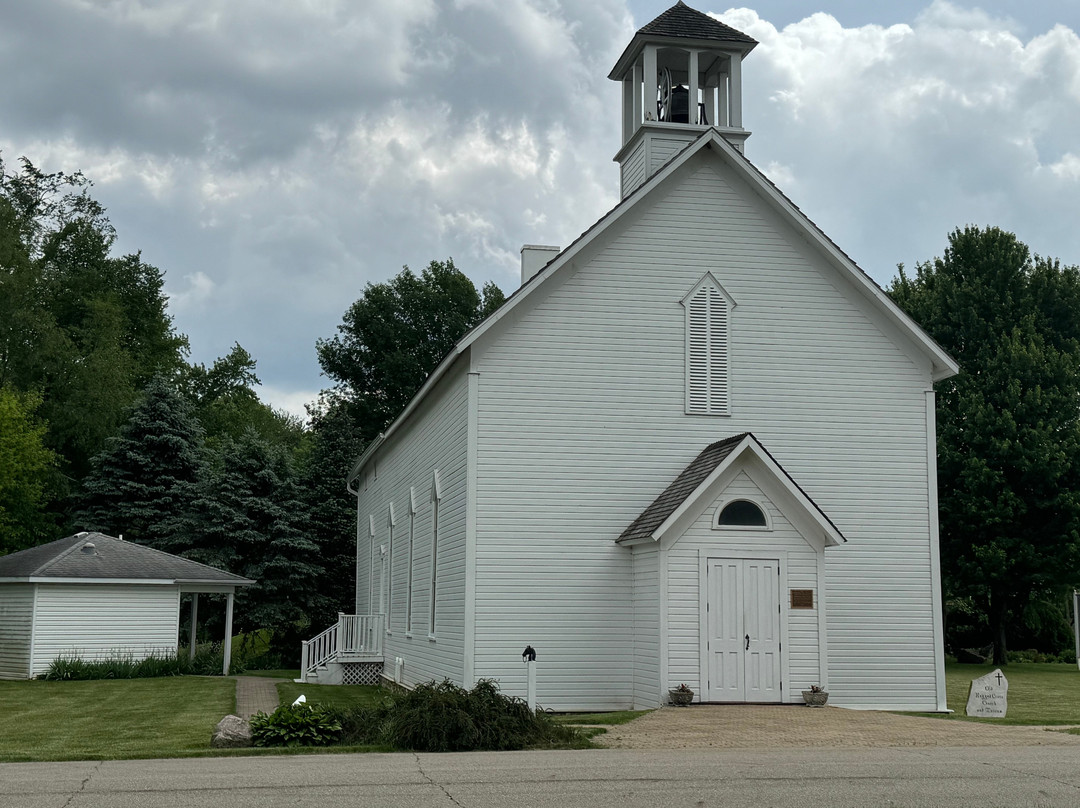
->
[305, 2, 958, 711]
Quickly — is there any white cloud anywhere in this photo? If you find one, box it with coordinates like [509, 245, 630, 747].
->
[166, 271, 216, 312]
[255, 383, 318, 423]
[5, 1, 1080, 413]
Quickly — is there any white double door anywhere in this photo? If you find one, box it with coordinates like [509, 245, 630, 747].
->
[704, 558, 782, 702]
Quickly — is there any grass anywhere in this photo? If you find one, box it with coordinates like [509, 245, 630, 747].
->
[553, 710, 652, 726]
[275, 681, 386, 710]
[242, 669, 300, 680]
[0, 677, 236, 762]
[928, 662, 1080, 725]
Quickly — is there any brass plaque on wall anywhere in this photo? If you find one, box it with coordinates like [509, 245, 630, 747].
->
[790, 589, 814, 609]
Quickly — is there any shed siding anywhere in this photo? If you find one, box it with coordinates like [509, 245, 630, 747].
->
[473, 153, 938, 709]
[354, 365, 470, 688]
[0, 584, 34, 679]
[29, 584, 179, 676]
[666, 472, 820, 701]
[631, 544, 661, 708]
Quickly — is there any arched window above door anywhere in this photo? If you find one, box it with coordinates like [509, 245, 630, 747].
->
[715, 499, 768, 529]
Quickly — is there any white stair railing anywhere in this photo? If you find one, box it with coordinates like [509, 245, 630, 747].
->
[300, 614, 385, 682]
[339, 613, 385, 656]
[300, 622, 338, 682]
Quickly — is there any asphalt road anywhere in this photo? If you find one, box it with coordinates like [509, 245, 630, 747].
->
[3, 746, 1080, 807]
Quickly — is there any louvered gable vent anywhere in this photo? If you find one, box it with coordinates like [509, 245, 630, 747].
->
[682, 274, 734, 415]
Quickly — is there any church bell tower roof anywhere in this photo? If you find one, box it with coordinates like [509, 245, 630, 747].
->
[609, 1, 757, 80]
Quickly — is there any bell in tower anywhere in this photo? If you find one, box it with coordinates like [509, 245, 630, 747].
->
[609, 2, 757, 198]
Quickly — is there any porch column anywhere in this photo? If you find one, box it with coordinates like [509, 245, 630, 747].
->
[222, 591, 235, 676]
[189, 594, 199, 661]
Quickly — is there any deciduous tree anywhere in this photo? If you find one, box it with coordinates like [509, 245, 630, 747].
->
[890, 226, 1080, 662]
[316, 258, 505, 447]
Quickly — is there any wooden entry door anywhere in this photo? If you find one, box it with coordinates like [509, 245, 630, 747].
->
[703, 558, 782, 702]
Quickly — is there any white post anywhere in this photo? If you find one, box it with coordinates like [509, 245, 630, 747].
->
[301, 640, 309, 683]
[189, 594, 199, 661]
[526, 660, 536, 711]
[632, 60, 643, 128]
[1074, 591, 1079, 672]
[717, 66, 729, 127]
[622, 77, 635, 143]
[688, 49, 699, 125]
[729, 53, 743, 128]
[643, 45, 657, 122]
[222, 592, 234, 676]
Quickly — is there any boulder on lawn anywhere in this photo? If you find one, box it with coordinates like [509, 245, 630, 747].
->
[211, 714, 252, 748]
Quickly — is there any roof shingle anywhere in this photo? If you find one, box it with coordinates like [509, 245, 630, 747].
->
[618, 434, 748, 544]
[638, 2, 758, 46]
[0, 532, 253, 585]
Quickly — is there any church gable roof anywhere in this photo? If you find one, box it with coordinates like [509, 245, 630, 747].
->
[0, 532, 253, 586]
[349, 129, 958, 483]
[617, 433, 845, 547]
[618, 434, 747, 544]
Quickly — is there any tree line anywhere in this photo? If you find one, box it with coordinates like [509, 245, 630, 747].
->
[0, 155, 503, 660]
[2, 153, 1078, 664]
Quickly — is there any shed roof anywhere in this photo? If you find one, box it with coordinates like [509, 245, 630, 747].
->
[0, 533, 253, 586]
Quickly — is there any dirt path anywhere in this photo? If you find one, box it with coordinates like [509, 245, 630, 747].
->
[591, 704, 1080, 749]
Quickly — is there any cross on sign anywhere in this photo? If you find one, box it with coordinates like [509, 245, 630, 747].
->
[995, 672, 1004, 685]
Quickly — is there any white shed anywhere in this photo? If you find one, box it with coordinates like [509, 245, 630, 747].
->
[0, 532, 253, 679]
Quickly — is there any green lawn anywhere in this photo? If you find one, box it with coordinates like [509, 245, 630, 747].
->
[940, 662, 1080, 725]
[242, 669, 300, 680]
[0, 677, 236, 762]
[275, 681, 386, 710]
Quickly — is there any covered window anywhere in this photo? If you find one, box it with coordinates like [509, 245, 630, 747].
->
[717, 499, 767, 527]
[682, 274, 733, 415]
[429, 470, 442, 638]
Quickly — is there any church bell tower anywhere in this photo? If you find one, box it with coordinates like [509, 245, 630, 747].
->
[609, 2, 757, 198]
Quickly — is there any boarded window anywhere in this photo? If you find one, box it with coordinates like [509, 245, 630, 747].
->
[684, 280, 730, 415]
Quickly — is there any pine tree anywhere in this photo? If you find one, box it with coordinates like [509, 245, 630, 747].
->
[298, 399, 366, 630]
[75, 375, 205, 549]
[187, 429, 321, 648]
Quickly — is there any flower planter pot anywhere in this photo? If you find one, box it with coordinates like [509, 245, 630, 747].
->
[669, 689, 694, 706]
[802, 690, 828, 707]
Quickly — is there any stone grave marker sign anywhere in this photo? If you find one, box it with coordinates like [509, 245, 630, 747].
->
[965, 668, 1008, 717]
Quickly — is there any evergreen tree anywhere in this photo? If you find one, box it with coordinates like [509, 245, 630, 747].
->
[186, 429, 321, 649]
[298, 399, 366, 630]
[890, 226, 1080, 662]
[75, 375, 205, 548]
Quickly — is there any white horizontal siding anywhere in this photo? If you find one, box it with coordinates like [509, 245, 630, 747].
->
[666, 472, 819, 702]
[472, 151, 938, 710]
[29, 584, 179, 676]
[648, 133, 695, 176]
[0, 584, 34, 679]
[620, 140, 647, 198]
[354, 363, 469, 688]
[632, 545, 661, 708]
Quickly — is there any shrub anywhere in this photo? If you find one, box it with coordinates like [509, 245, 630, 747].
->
[341, 678, 584, 752]
[250, 704, 343, 747]
[40, 647, 241, 680]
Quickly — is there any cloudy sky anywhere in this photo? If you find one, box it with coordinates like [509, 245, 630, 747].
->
[2, 1, 1078, 418]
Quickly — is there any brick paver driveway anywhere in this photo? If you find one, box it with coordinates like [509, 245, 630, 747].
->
[594, 704, 1080, 749]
